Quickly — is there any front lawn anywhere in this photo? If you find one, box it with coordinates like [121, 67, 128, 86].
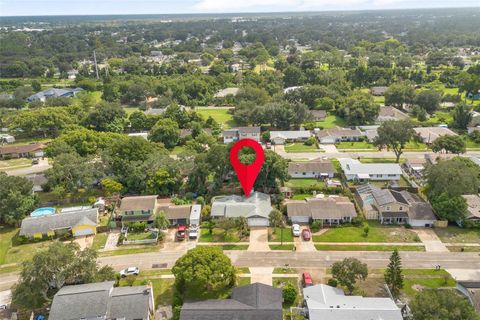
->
[98, 245, 160, 257]
[284, 143, 320, 153]
[196, 107, 235, 128]
[198, 228, 248, 242]
[402, 269, 455, 300]
[269, 244, 295, 250]
[336, 141, 375, 150]
[0, 158, 32, 171]
[91, 233, 108, 251]
[119, 277, 175, 306]
[197, 244, 249, 250]
[312, 222, 420, 243]
[269, 227, 294, 242]
[315, 244, 425, 251]
[434, 226, 480, 244]
[285, 178, 326, 189]
[0, 228, 52, 266]
[126, 232, 156, 241]
[170, 145, 187, 155]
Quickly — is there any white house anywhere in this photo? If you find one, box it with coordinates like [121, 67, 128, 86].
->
[316, 127, 364, 144]
[303, 284, 403, 320]
[339, 158, 402, 181]
[270, 130, 311, 145]
[286, 196, 357, 225]
[288, 159, 335, 178]
[211, 192, 272, 227]
[222, 127, 261, 144]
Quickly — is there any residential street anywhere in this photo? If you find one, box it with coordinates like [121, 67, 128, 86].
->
[5, 158, 51, 176]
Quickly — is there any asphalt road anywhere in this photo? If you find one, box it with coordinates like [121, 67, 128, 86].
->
[96, 250, 480, 270]
[2, 250, 480, 291]
[5, 158, 51, 176]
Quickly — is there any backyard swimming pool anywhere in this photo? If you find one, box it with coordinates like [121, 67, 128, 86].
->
[30, 207, 55, 217]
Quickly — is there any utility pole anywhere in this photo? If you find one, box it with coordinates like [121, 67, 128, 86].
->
[93, 50, 99, 80]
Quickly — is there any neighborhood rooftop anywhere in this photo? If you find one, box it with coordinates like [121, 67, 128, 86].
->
[119, 195, 158, 212]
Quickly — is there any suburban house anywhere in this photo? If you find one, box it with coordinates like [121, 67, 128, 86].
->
[270, 130, 311, 145]
[128, 132, 149, 140]
[211, 192, 272, 226]
[179, 128, 212, 139]
[339, 158, 402, 181]
[223, 127, 261, 144]
[376, 106, 409, 122]
[370, 86, 388, 96]
[0, 143, 44, 159]
[310, 110, 327, 121]
[457, 281, 480, 312]
[303, 284, 403, 320]
[119, 195, 158, 225]
[288, 159, 335, 178]
[0, 133, 15, 144]
[214, 87, 240, 98]
[316, 127, 364, 144]
[283, 86, 303, 94]
[413, 127, 457, 144]
[180, 283, 282, 320]
[160, 203, 202, 226]
[467, 111, 480, 133]
[403, 157, 429, 178]
[49, 281, 154, 320]
[357, 184, 437, 227]
[462, 195, 480, 224]
[19, 207, 98, 238]
[27, 87, 84, 102]
[286, 196, 357, 225]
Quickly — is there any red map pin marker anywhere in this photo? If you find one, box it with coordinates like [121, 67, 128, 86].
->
[230, 138, 265, 196]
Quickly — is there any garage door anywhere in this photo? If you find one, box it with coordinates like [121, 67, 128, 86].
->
[74, 228, 94, 237]
[291, 216, 310, 224]
[248, 218, 269, 227]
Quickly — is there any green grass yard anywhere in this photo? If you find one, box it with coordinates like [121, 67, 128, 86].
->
[291, 193, 314, 200]
[98, 245, 160, 257]
[434, 226, 480, 244]
[315, 244, 425, 251]
[0, 158, 32, 171]
[312, 222, 420, 243]
[268, 228, 294, 242]
[119, 277, 175, 306]
[198, 228, 248, 242]
[197, 244, 249, 250]
[447, 246, 480, 252]
[196, 107, 235, 128]
[0, 228, 53, 266]
[284, 143, 320, 153]
[123, 107, 140, 116]
[91, 233, 108, 251]
[336, 141, 375, 150]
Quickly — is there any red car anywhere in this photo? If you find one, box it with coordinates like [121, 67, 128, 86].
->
[302, 228, 311, 241]
[177, 225, 186, 241]
[302, 272, 313, 287]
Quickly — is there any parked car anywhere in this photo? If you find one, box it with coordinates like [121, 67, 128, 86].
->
[292, 224, 301, 237]
[177, 225, 186, 241]
[188, 226, 199, 239]
[302, 272, 313, 287]
[32, 158, 39, 165]
[0, 304, 7, 310]
[302, 228, 311, 241]
[266, 142, 272, 149]
[120, 266, 139, 277]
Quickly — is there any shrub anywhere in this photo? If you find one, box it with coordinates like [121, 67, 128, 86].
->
[282, 283, 297, 305]
[310, 220, 321, 233]
[327, 278, 338, 287]
[196, 196, 205, 205]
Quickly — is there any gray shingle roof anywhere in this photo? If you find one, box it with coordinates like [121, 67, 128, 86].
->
[27, 87, 83, 101]
[19, 208, 98, 237]
[180, 283, 282, 320]
[120, 195, 157, 212]
[211, 192, 272, 219]
[286, 197, 357, 220]
[288, 160, 335, 175]
[49, 282, 153, 320]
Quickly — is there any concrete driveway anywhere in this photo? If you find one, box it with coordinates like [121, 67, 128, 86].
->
[248, 228, 270, 252]
[413, 229, 448, 252]
[104, 231, 120, 250]
[447, 268, 480, 281]
[73, 235, 94, 250]
[249, 267, 274, 285]
[294, 236, 316, 252]
[162, 229, 197, 251]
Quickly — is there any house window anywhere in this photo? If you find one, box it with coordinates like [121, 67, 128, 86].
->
[386, 206, 390, 211]
[302, 172, 306, 175]
[399, 206, 403, 211]
[376, 174, 382, 178]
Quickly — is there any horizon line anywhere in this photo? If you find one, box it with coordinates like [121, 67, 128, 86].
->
[1, 5, 480, 18]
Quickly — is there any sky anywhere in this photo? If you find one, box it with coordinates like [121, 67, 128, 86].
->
[0, 0, 479, 16]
